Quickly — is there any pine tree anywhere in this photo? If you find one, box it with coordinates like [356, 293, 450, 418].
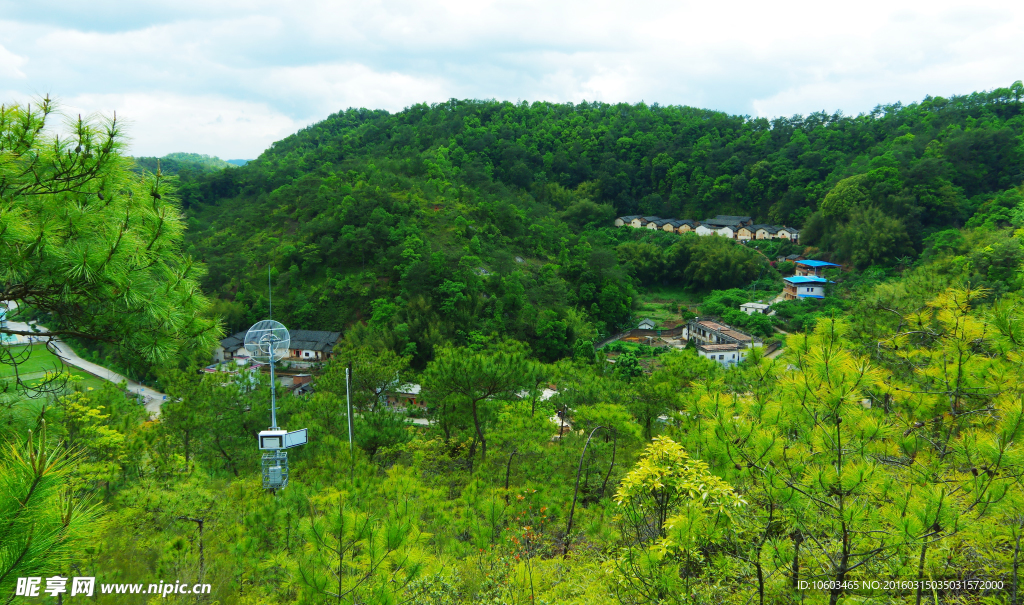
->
[0, 98, 220, 393]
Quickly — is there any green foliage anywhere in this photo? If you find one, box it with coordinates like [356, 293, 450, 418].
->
[0, 424, 103, 596]
[4, 282, 1024, 605]
[0, 99, 220, 390]
[9, 84, 1024, 605]
[771, 296, 849, 332]
[699, 289, 775, 337]
[179, 82, 1024, 365]
[819, 173, 870, 219]
[422, 340, 531, 460]
[835, 205, 915, 268]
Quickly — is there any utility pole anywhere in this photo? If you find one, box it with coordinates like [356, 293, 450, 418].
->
[346, 361, 354, 452]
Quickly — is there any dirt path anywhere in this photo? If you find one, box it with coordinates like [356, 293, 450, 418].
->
[765, 327, 790, 359]
[4, 308, 168, 416]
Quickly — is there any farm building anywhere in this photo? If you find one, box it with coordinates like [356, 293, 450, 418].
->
[696, 343, 744, 366]
[740, 302, 771, 315]
[685, 319, 761, 349]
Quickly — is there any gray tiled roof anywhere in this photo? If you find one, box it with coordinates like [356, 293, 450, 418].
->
[703, 218, 743, 228]
[220, 329, 341, 353]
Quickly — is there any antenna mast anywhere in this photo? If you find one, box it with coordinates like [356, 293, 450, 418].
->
[247, 272, 308, 491]
[268, 268, 277, 429]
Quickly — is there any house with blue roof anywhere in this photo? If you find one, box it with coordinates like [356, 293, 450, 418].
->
[783, 275, 833, 300]
[795, 259, 841, 277]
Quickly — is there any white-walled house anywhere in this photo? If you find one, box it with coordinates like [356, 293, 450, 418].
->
[777, 227, 800, 242]
[716, 226, 737, 239]
[740, 302, 771, 315]
[694, 224, 717, 236]
[697, 343, 745, 366]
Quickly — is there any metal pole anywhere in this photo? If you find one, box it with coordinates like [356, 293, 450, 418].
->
[270, 340, 278, 429]
[346, 362, 353, 451]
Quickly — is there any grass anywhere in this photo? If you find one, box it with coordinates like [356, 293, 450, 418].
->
[1, 343, 117, 392]
[634, 286, 700, 327]
[635, 301, 682, 325]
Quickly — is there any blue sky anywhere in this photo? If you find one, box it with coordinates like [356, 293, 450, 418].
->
[2, 0, 1021, 158]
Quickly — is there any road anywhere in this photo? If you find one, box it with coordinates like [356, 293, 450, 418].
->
[765, 327, 790, 360]
[4, 307, 168, 416]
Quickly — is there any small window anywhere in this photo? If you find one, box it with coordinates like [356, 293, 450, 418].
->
[719, 355, 724, 360]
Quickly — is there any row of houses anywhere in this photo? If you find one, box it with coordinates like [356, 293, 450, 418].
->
[615, 214, 800, 243]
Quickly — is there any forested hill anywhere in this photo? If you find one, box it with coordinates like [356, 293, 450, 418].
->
[181, 83, 1024, 364]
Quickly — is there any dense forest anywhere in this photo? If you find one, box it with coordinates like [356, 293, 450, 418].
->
[175, 83, 1024, 367]
[3, 85, 1024, 605]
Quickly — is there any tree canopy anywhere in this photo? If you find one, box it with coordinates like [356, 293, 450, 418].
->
[0, 99, 220, 389]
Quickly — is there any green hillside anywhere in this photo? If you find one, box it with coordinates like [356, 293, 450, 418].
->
[6, 88, 1024, 605]
[178, 83, 1024, 366]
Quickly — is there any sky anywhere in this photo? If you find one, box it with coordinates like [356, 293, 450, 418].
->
[1, 0, 1022, 159]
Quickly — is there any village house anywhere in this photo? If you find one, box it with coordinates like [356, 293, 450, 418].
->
[694, 224, 718, 236]
[783, 276, 832, 300]
[615, 215, 642, 227]
[716, 225, 738, 239]
[676, 219, 698, 233]
[777, 253, 804, 263]
[754, 225, 780, 240]
[777, 227, 800, 242]
[794, 259, 840, 277]
[740, 302, 771, 315]
[630, 216, 662, 228]
[736, 226, 756, 241]
[663, 219, 685, 233]
[647, 218, 674, 230]
[684, 318, 762, 349]
[384, 383, 424, 410]
[637, 318, 657, 330]
[214, 329, 342, 363]
[696, 342, 744, 366]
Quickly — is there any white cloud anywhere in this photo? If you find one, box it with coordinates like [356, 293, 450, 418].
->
[2, 0, 1023, 158]
[59, 93, 301, 159]
[0, 43, 27, 79]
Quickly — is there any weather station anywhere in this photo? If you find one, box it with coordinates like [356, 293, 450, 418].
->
[247, 319, 308, 490]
